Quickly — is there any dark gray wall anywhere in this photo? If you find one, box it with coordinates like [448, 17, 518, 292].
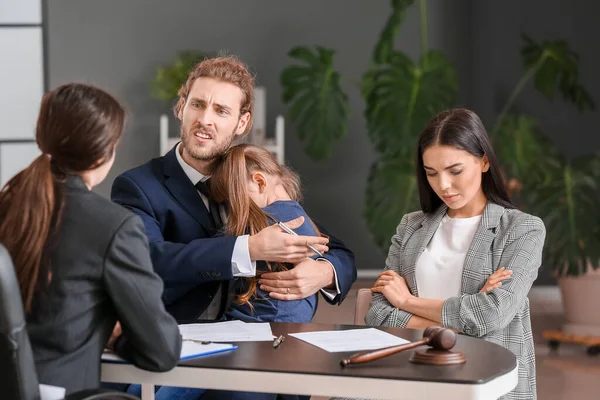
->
[469, 0, 600, 284]
[470, 0, 600, 157]
[50, 1, 599, 283]
[47, 0, 471, 275]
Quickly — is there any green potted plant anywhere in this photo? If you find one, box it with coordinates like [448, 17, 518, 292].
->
[280, 0, 600, 334]
[489, 35, 600, 336]
[281, 0, 458, 250]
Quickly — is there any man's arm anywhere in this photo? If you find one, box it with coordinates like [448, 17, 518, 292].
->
[313, 220, 356, 304]
[258, 220, 357, 305]
[111, 174, 237, 306]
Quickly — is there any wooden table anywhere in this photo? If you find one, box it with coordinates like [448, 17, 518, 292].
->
[102, 322, 518, 399]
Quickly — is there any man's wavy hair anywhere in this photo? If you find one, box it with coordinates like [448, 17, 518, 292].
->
[174, 55, 256, 135]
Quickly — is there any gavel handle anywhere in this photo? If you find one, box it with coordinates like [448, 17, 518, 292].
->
[340, 338, 429, 367]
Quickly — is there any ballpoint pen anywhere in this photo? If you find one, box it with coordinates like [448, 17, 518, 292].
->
[183, 339, 212, 345]
[277, 221, 324, 257]
[273, 334, 285, 348]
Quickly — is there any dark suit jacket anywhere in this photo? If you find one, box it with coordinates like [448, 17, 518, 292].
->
[111, 145, 357, 322]
[26, 175, 181, 394]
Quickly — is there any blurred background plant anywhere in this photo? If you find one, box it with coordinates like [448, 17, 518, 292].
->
[280, 0, 599, 278]
[150, 50, 214, 104]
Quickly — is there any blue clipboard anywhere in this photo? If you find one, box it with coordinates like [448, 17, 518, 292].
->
[102, 341, 238, 364]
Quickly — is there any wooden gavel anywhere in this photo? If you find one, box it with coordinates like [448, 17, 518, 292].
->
[340, 326, 457, 367]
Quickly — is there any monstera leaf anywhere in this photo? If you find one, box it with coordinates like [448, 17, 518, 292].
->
[493, 114, 562, 206]
[371, 0, 416, 64]
[362, 50, 458, 158]
[521, 34, 595, 112]
[532, 154, 600, 276]
[280, 46, 350, 160]
[151, 50, 214, 103]
[364, 156, 420, 252]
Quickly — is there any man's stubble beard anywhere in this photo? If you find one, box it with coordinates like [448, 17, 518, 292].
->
[180, 125, 237, 162]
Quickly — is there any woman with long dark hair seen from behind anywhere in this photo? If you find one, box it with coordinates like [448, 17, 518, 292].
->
[366, 108, 546, 399]
[0, 83, 181, 394]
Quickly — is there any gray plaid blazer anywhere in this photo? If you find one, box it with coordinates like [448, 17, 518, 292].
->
[366, 202, 546, 400]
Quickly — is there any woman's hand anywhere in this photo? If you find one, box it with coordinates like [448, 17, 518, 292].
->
[480, 267, 512, 294]
[106, 321, 122, 351]
[370, 270, 413, 309]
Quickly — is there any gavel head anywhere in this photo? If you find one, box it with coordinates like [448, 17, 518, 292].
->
[422, 326, 457, 351]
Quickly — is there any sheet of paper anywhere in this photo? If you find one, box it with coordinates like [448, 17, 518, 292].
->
[288, 328, 410, 352]
[102, 341, 236, 363]
[39, 384, 66, 400]
[178, 320, 275, 342]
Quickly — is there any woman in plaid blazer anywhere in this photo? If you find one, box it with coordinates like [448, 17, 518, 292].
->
[366, 108, 546, 400]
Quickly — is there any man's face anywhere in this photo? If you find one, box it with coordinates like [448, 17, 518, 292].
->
[178, 77, 250, 164]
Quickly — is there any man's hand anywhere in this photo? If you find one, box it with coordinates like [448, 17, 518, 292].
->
[258, 258, 335, 300]
[370, 270, 413, 309]
[106, 321, 122, 351]
[248, 216, 329, 264]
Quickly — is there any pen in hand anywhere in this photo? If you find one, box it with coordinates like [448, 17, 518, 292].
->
[273, 334, 285, 348]
[277, 221, 324, 257]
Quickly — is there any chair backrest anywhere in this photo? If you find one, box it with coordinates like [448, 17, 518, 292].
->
[0, 244, 40, 400]
[354, 288, 373, 326]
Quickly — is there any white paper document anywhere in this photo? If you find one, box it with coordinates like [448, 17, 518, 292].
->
[39, 384, 66, 400]
[178, 320, 275, 342]
[289, 328, 410, 352]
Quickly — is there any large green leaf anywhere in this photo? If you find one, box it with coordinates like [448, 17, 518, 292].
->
[363, 50, 458, 158]
[372, 0, 416, 64]
[364, 157, 420, 252]
[521, 34, 595, 112]
[492, 114, 562, 207]
[531, 154, 600, 276]
[280, 46, 350, 160]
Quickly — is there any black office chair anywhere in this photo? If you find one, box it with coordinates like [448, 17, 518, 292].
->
[0, 244, 139, 400]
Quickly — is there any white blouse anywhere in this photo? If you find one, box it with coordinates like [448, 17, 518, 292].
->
[415, 213, 482, 300]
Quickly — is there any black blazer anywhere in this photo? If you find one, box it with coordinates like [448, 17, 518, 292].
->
[25, 175, 181, 394]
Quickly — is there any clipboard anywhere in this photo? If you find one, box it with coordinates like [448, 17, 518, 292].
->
[101, 341, 237, 363]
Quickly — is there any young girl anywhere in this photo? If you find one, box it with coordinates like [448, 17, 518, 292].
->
[210, 143, 322, 323]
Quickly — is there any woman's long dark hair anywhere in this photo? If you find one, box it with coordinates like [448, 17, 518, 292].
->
[0, 83, 125, 312]
[416, 108, 515, 213]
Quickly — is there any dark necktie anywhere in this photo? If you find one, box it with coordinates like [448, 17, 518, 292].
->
[195, 180, 231, 318]
[195, 179, 223, 231]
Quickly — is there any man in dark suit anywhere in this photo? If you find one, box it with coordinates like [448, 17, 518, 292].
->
[111, 55, 356, 324]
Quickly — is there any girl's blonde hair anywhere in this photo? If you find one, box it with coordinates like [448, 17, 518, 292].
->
[211, 144, 317, 306]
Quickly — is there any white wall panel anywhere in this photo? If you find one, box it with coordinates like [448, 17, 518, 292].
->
[0, 27, 44, 140]
[0, 0, 42, 24]
[0, 142, 40, 187]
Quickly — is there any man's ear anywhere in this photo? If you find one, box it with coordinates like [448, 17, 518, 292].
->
[177, 98, 186, 120]
[235, 112, 251, 136]
[482, 155, 490, 172]
[251, 172, 267, 193]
